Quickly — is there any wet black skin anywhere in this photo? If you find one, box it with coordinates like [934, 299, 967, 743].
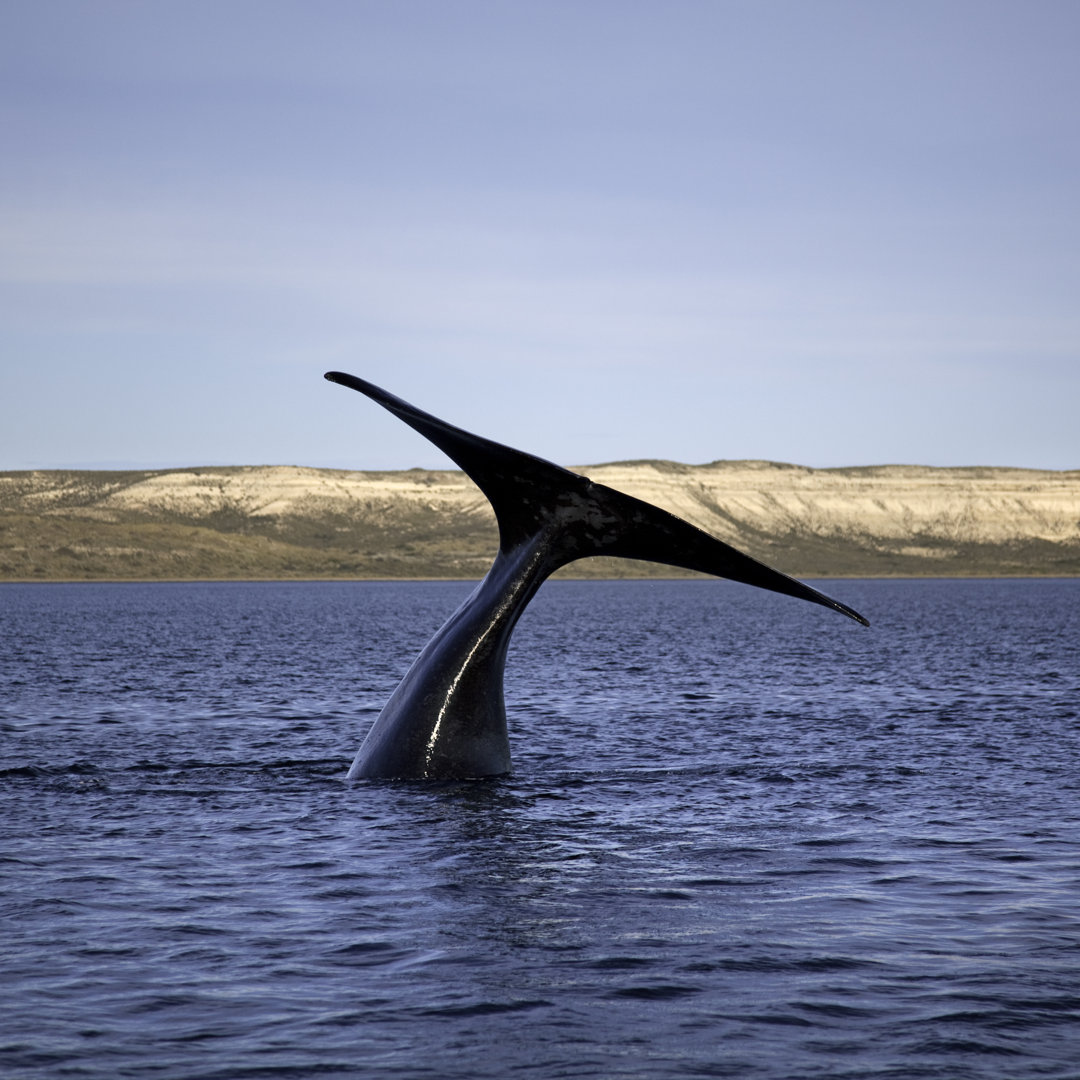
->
[325, 372, 868, 780]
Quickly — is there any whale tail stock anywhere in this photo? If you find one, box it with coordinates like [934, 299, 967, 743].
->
[324, 371, 868, 627]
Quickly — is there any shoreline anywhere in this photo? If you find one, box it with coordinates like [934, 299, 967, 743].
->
[5, 462, 1079, 582]
[3, 571, 1077, 584]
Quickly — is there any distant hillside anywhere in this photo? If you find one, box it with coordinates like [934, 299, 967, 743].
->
[2, 461, 1078, 581]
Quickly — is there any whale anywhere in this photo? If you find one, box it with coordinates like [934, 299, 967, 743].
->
[325, 372, 868, 780]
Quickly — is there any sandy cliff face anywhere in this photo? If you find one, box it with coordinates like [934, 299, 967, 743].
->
[93, 466, 483, 518]
[582, 461, 1080, 548]
[2, 461, 1078, 579]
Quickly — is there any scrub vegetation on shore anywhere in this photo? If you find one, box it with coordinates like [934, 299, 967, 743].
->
[2, 461, 1078, 581]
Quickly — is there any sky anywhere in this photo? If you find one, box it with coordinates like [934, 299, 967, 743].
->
[1, 0, 1078, 472]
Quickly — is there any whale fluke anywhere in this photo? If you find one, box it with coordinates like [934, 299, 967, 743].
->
[325, 371, 868, 780]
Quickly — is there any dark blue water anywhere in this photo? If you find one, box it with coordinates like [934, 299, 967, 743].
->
[2, 579, 1078, 1079]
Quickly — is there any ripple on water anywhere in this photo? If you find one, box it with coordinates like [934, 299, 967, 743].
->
[1, 579, 1079, 1079]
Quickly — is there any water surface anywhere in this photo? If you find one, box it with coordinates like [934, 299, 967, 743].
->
[2, 579, 1078, 1078]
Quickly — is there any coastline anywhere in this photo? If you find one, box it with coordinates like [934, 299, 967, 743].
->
[4, 461, 1079, 581]
[2, 571, 1077, 584]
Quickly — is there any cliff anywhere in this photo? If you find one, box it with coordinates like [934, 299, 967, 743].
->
[2, 461, 1078, 580]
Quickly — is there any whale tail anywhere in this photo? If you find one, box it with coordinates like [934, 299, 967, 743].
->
[324, 372, 868, 626]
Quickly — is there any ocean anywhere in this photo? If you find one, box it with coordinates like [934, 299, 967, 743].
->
[2, 578, 1078, 1079]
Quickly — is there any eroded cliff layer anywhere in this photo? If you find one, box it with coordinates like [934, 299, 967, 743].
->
[2, 461, 1078, 579]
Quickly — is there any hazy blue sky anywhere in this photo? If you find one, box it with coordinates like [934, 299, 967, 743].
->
[2, 1, 1077, 471]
